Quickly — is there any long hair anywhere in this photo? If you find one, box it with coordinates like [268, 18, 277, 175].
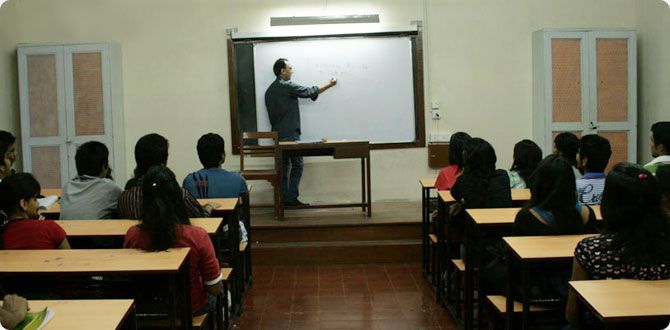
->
[526, 155, 583, 233]
[139, 166, 190, 251]
[462, 138, 497, 202]
[601, 163, 670, 267]
[448, 132, 472, 169]
[510, 139, 542, 184]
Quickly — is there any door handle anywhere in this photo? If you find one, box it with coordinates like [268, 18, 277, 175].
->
[590, 122, 598, 130]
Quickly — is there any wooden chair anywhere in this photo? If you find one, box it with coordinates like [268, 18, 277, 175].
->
[239, 131, 281, 218]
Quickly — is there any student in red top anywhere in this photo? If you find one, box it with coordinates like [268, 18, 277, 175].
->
[0, 173, 70, 250]
[123, 165, 222, 315]
[435, 132, 471, 190]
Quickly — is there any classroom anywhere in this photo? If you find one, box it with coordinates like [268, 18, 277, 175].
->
[0, 0, 669, 329]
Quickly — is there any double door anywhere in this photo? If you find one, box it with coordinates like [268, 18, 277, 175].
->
[18, 43, 125, 188]
[533, 29, 637, 170]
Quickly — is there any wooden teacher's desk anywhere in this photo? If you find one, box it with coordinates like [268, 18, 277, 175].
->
[27, 299, 137, 330]
[0, 248, 191, 329]
[570, 279, 670, 328]
[277, 140, 371, 221]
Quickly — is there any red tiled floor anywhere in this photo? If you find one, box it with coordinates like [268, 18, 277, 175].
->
[234, 263, 457, 330]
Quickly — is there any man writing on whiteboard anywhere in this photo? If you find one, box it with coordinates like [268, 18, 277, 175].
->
[265, 58, 337, 206]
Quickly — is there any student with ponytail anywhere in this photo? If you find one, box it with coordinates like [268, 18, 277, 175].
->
[0, 173, 70, 249]
[567, 164, 670, 326]
[123, 166, 222, 316]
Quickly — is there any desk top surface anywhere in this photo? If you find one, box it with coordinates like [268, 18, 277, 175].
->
[503, 234, 595, 261]
[41, 188, 62, 197]
[198, 198, 238, 211]
[438, 189, 531, 203]
[26, 299, 135, 330]
[0, 248, 189, 273]
[56, 218, 223, 237]
[467, 206, 603, 226]
[569, 279, 670, 321]
[419, 178, 436, 188]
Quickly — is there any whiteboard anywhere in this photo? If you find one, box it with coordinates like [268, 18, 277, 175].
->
[253, 37, 417, 144]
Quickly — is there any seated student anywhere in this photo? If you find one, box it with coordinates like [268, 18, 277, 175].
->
[0, 131, 17, 181]
[0, 294, 28, 330]
[435, 132, 471, 190]
[656, 165, 670, 215]
[451, 137, 512, 209]
[183, 133, 248, 241]
[118, 133, 216, 219]
[514, 155, 598, 236]
[553, 132, 581, 180]
[506, 139, 542, 189]
[0, 173, 70, 249]
[60, 141, 123, 219]
[567, 164, 670, 326]
[576, 134, 611, 205]
[124, 166, 223, 316]
[644, 121, 670, 174]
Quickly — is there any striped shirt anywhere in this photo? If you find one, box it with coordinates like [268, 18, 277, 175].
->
[576, 172, 606, 205]
[117, 178, 207, 220]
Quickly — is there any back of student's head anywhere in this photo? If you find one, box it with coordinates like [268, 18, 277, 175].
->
[75, 141, 109, 177]
[463, 138, 497, 176]
[448, 132, 471, 169]
[601, 163, 670, 266]
[656, 165, 670, 214]
[0, 130, 15, 157]
[197, 133, 225, 169]
[554, 132, 579, 167]
[0, 173, 41, 221]
[651, 121, 670, 156]
[511, 139, 542, 183]
[140, 165, 190, 251]
[579, 134, 612, 173]
[134, 134, 168, 178]
[527, 155, 583, 232]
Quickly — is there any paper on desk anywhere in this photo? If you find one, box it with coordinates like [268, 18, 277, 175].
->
[37, 196, 59, 209]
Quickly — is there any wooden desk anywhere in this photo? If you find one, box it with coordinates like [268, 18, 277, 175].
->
[0, 248, 191, 329]
[198, 198, 238, 213]
[435, 189, 530, 330]
[57, 218, 223, 238]
[503, 235, 595, 330]
[420, 178, 436, 278]
[277, 141, 371, 221]
[570, 279, 670, 327]
[41, 188, 62, 197]
[27, 299, 136, 330]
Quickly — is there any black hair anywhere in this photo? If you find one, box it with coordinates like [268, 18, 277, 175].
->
[526, 155, 583, 233]
[0, 173, 41, 221]
[601, 163, 670, 267]
[510, 139, 542, 184]
[448, 132, 471, 168]
[75, 141, 109, 177]
[273, 58, 288, 77]
[197, 133, 225, 169]
[139, 166, 190, 251]
[554, 132, 579, 167]
[462, 138, 497, 202]
[657, 165, 670, 213]
[133, 133, 168, 179]
[651, 122, 670, 154]
[0, 130, 16, 163]
[579, 134, 612, 173]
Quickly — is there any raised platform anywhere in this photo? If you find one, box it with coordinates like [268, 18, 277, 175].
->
[249, 201, 421, 265]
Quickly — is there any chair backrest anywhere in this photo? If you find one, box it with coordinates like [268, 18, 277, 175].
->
[239, 131, 279, 171]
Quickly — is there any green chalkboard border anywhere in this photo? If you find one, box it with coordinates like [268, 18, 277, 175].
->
[227, 29, 425, 154]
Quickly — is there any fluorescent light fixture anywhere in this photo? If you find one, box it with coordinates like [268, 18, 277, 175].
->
[271, 14, 380, 26]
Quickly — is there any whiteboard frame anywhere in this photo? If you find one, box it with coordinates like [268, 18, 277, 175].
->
[227, 29, 425, 154]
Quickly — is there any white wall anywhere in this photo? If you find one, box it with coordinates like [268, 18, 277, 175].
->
[636, 0, 670, 164]
[0, 0, 20, 166]
[1, 0, 641, 202]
